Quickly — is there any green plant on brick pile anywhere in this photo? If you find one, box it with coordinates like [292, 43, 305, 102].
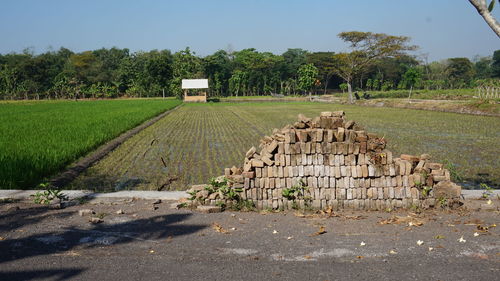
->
[437, 197, 448, 209]
[421, 186, 433, 198]
[187, 176, 247, 211]
[443, 159, 463, 182]
[32, 183, 68, 205]
[282, 179, 311, 210]
[480, 183, 494, 199]
[208, 176, 243, 201]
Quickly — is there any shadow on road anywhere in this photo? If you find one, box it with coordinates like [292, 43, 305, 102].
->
[0, 268, 86, 281]
[0, 212, 207, 278]
[0, 206, 74, 233]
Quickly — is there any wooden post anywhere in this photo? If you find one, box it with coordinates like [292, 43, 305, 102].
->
[162, 88, 165, 99]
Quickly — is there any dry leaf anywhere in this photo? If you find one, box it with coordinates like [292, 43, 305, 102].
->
[310, 226, 327, 237]
[212, 223, 229, 234]
[378, 216, 424, 226]
[389, 250, 397, 254]
[356, 255, 364, 259]
[303, 255, 313, 260]
[294, 212, 306, 218]
[434, 235, 445, 239]
[344, 215, 365, 220]
[320, 206, 337, 217]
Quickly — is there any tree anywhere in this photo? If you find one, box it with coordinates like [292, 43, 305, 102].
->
[402, 67, 421, 99]
[203, 50, 232, 96]
[331, 31, 416, 103]
[170, 47, 203, 99]
[469, 0, 500, 37]
[446, 58, 475, 88]
[297, 63, 318, 96]
[232, 49, 283, 95]
[307, 52, 336, 94]
[281, 48, 308, 80]
[229, 70, 248, 96]
[492, 49, 500, 77]
[474, 55, 493, 78]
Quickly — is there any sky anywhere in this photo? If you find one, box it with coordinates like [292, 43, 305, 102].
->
[0, 0, 499, 62]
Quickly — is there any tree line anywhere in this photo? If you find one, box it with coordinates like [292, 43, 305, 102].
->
[0, 31, 499, 100]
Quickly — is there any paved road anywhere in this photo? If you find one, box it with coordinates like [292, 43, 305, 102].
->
[0, 199, 498, 281]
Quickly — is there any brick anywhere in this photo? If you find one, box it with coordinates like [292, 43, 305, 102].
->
[197, 206, 222, 213]
[360, 142, 367, 154]
[405, 161, 412, 175]
[251, 159, 264, 168]
[242, 171, 255, 178]
[401, 154, 419, 162]
[336, 127, 345, 141]
[426, 162, 443, 170]
[245, 146, 256, 158]
[297, 130, 308, 142]
[433, 181, 461, 199]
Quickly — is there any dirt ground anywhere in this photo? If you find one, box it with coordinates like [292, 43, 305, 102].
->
[0, 197, 498, 280]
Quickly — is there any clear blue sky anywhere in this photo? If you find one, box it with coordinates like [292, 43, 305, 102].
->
[0, 0, 499, 61]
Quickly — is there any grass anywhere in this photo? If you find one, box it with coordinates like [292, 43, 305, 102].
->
[71, 101, 500, 191]
[355, 89, 478, 100]
[0, 98, 181, 189]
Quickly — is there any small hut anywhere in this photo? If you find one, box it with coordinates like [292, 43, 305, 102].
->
[182, 79, 208, 102]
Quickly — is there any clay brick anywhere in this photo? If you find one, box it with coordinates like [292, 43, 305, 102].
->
[294, 143, 301, 154]
[243, 171, 255, 178]
[348, 143, 354, 154]
[405, 161, 412, 175]
[336, 127, 345, 141]
[360, 141, 367, 154]
[277, 142, 284, 154]
[245, 146, 256, 158]
[426, 162, 443, 170]
[261, 156, 274, 166]
[280, 155, 286, 166]
[284, 131, 296, 144]
[401, 154, 420, 162]
[353, 143, 360, 155]
[297, 130, 308, 142]
[326, 129, 334, 142]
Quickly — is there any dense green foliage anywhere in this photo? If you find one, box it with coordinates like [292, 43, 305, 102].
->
[0, 42, 498, 99]
[0, 99, 181, 189]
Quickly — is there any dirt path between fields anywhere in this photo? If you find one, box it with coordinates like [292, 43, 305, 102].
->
[49, 105, 183, 189]
[312, 96, 500, 117]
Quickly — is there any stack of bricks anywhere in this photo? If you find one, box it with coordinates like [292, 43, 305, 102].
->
[214, 111, 462, 210]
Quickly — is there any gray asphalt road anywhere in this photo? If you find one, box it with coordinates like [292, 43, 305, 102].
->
[0, 199, 498, 281]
